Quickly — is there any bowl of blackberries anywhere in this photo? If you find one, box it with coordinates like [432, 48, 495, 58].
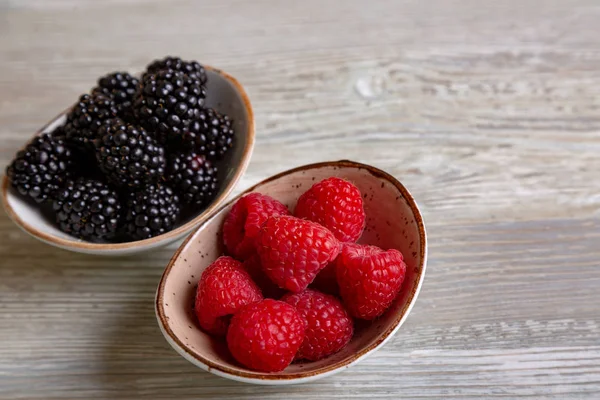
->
[1, 57, 255, 255]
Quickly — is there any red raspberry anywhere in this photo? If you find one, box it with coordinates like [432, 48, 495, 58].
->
[281, 289, 353, 361]
[256, 215, 340, 293]
[295, 177, 365, 243]
[223, 193, 290, 260]
[336, 243, 406, 320]
[227, 299, 305, 372]
[242, 253, 286, 299]
[195, 256, 262, 335]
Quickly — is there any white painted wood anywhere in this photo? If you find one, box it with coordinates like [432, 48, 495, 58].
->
[1, 0, 599, 398]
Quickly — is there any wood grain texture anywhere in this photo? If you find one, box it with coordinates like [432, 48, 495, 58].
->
[1, 0, 599, 398]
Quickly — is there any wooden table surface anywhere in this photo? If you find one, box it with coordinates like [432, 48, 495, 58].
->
[1, 1, 599, 398]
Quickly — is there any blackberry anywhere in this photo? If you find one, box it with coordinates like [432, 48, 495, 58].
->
[53, 123, 101, 178]
[49, 124, 66, 139]
[123, 184, 181, 240]
[167, 151, 219, 206]
[95, 119, 166, 189]
[6, 133, 73, 203]
[92, 72, 139, 120]
[64, 93, 118, 150]
[143, 56, 207, 84]
[133, 69, 206, 144]
[181, 108, 235, 160]
[52, 178, 121, 241]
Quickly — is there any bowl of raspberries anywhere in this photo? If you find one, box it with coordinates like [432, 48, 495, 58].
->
[156, 160, 427, 385]
[1, 57, 254, 255]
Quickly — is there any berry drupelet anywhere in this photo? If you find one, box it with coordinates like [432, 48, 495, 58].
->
[95, 119, 166, 189]
[64, 93, 118, 151]
[182, 108, 235, 161]
[52, 178, 122, 241]
[92, 72, 139, 120]
[123, 184, 181, 240]
[133, 69, 206, 144]
[166, 151, 218, 206]
[6, 133, 74, 203]
[143, 56, 207, 84]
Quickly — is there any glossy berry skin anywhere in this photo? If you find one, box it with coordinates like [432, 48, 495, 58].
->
[143, 56, 207, 84]
[255, 215, 340, 293]
[336, 243, 406, 320]
[133, 69, 206, 144]
[227, 299, 305, 372]
[223, 193, 290, 260]
[181, 108, 235, 161]
[195, 256, 262, 336]
[166, 151, 218, 206]
[65, 93, 118, 150]
[123, 184, 180, 240]
[281, 289, 353, 361]
[295, 177, 365, 243]
[95, 119, 166, 189]
[52, 178, 121, 241]
[92, 72, 139, 120]
[6, 133, 73, 203]
[242, 254, 286, 299]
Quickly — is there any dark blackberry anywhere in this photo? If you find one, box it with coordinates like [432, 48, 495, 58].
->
[166, 151, 219, 206]
[181, 108, 235, 160]
[64, 93, 118, 150]
[49, 124, 66, 139]
[143, 56, 207, 84]
[52, 178, 122, 241]
[6, 133, 73, 203]
[71, 148, 104, 180]
[133, 69, 206, 144]
[123, 184, 181, 240]
[92, 72, 139, 120]
[95, 119, 166, 189]
[53, 123, 101, 178]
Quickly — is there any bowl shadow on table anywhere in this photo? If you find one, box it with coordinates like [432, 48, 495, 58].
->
[0, 219, 215, 396]
[0, 209, 345, 397]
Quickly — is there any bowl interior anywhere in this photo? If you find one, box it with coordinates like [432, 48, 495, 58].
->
[157, 162, 426, 381]
[2, 67, 254, 253]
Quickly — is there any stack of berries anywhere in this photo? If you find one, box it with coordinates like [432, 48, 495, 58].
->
[194, 177, 407, 372]
[6, 57, 235, 242]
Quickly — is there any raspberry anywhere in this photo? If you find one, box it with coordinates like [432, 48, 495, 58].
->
[256, 215, 340, 293]
[227, 299, 305, 372]
[223, 193, 290, 260]
[281, 289, 353, 361]
[336, 243, 406, 320]
[242, 254, 286, 299]
[295, 177, 365, 243]
[195, 256, 262, 335]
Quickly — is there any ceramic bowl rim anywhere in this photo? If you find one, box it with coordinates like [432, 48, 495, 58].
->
[155, 160, 428, 383]
[0, 65, 255, 251]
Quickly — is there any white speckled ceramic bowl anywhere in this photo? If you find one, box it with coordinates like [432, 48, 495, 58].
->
[156, 160, 427, 385]
[1, 66, 255, 256]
